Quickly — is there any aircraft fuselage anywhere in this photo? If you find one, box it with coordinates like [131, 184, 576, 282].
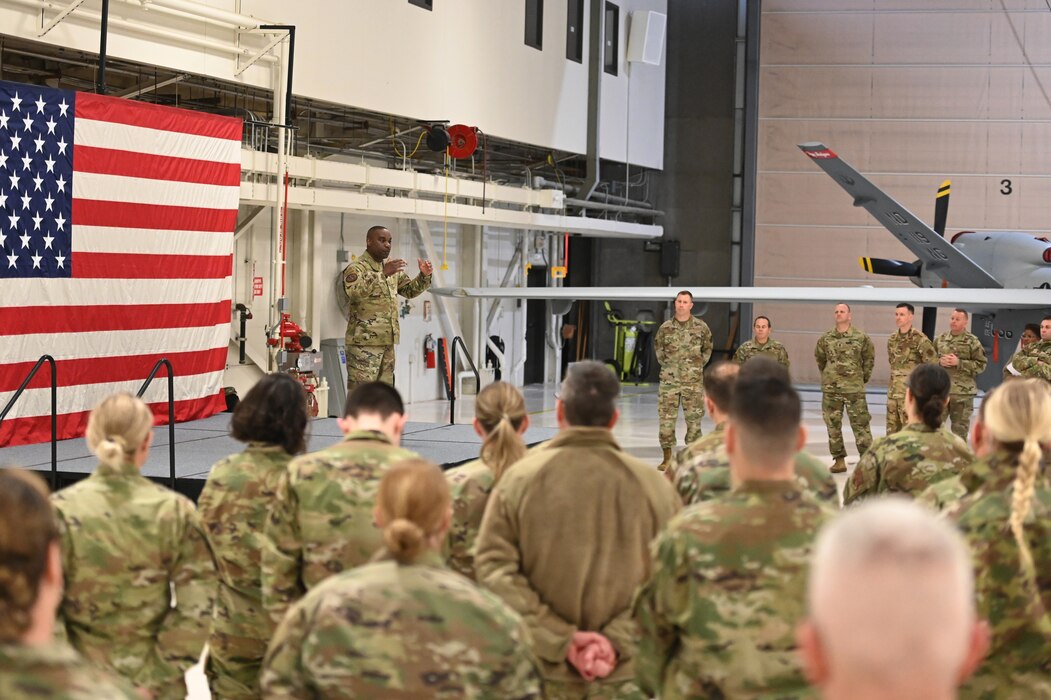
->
[948, 231, 1051, 290]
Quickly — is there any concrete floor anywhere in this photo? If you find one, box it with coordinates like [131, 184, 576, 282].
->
[183, 380, 888, 698]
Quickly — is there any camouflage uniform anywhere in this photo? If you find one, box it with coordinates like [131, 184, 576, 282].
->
[934, 329, 987, 440]
[197, 443, 293, 699]
[733, 338, 790, 371]
[444, 458, 495, 581]
[0, 642, 141, 699]
[475, 427, 680, 698]
[261, 430, 418, 625]
[671, 424, 838, 507]
[815, 326, 875, 458]
[886, 328, 938, 434]
[260, 551, 543, 699]
[654, 316, 713, 449]
[666, 422, 727, 480]
[634, 481, 834, 699]
[945, 448, 1051, 698]
[51, 461, 217, 700]
[1011, 338, 1051, 383]
[343, 252, 431, 390]
[842, 423, 973, 506]
[916, 453, 1002, 513]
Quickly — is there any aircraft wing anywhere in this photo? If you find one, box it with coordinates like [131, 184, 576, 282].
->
[798, 142, 1002, 289]
[430, 286, 1049, 310]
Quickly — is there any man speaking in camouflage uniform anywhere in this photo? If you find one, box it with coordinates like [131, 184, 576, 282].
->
[887, 303, 938, 434]
[733, 315, 790, 370]
[654, 291, 713, 468]
[343, 225, 432, 391]
[815, 303, 875, 473]
[935, 308, 988, 439]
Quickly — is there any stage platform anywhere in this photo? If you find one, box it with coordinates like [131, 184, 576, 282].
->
[0, 413, 559, 502]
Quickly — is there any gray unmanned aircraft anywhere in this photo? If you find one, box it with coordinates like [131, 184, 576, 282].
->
[798, 142, 1050, 385]
[432, 143, 1050, 386]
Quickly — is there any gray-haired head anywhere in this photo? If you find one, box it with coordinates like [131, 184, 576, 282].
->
[558, 360, 620, 428]
[800, 498, 985, 699]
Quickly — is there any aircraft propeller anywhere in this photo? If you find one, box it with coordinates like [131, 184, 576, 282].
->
[857, 180, 952, 339]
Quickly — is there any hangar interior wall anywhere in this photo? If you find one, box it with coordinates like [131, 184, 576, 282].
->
[754, 0, 1051, 386]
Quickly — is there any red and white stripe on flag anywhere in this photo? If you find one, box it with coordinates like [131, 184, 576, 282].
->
[0, 82, 241, 447]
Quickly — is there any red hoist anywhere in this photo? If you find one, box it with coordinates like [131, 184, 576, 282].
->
[268, 312, 322, 417]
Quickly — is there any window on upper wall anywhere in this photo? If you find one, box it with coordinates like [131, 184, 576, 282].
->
[566, 0, 583, 63]
[604, 2, 619, 75]
[409, 0, 432, 10]
[525, 0, 544, 50]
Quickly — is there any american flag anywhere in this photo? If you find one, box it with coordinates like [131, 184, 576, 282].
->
[0, 79, 242, 447]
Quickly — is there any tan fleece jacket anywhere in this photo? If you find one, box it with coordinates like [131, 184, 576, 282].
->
[475, 426, 681, 686]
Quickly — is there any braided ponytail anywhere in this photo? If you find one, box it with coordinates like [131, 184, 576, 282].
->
[0, 469, 58, 643]
[982, 379, 1051, 575]
[1009, 439, 1042, 572]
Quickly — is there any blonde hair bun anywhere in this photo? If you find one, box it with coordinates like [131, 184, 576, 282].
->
[85, 394, 153, 468]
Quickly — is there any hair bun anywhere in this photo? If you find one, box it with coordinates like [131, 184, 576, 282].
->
[384, 518, 426, 564]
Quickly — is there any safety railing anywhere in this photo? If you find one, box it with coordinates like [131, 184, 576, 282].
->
[438, 336, 480, 426]
[0, 355, 57, 489]
[136, 359, 176, 491]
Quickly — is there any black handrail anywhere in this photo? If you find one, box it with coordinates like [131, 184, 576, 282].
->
[0, 355, 57, 489]
[136, 359, 176, 491]
[448, 336, 481, 426]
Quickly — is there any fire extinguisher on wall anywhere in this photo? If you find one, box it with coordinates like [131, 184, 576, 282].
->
[423, 334, 436, 369]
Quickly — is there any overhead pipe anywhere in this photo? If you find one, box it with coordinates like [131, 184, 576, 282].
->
[135, 0, 269, 28]
[532, 175, 654, 209]
[11, 0, 278, 63]
[564, 197, 664, 216]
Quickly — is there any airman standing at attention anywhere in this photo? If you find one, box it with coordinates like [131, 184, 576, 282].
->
[1003, 323, 1041, 380]
[51, 393, 217, 700]
[670, 360, 838, 507]
[654, 291, 713, 469]
[887, 303, 938, 434]
[843, 364, 973, 506]
[733, 315, 790, 371]
[261, 460, 543, 699]
[444, 381, 529, 581]
[0, 469, 141, 700]
[1008, 315, 1051, 383]
[343, 225, 432, 392]
[476, 361, 680, 700]
[815, 303, 875, 473]
[197, 374, 310, 699]
[798, 499, 990, 700]
[261, 382, 418, 626]
[945, 379, 1051, 697]
[934, 308, 988, 440]
[635, 357, 835, 699]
